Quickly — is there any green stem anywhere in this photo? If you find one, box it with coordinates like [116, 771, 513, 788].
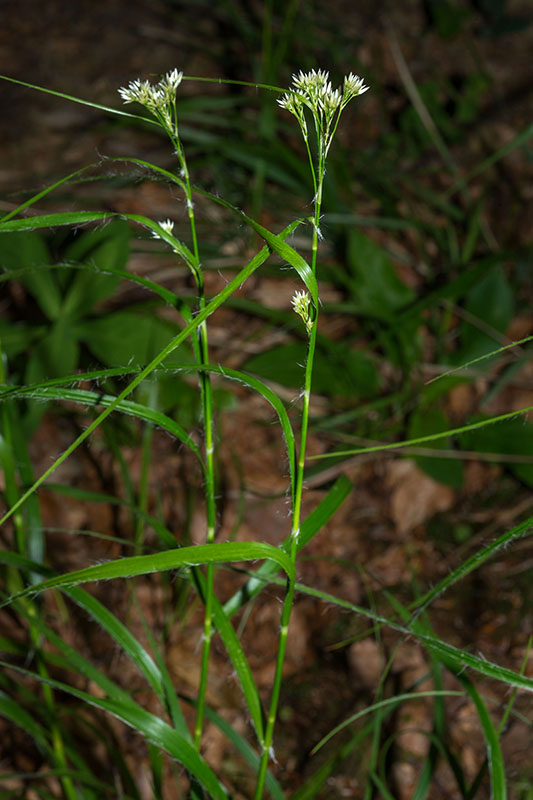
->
[170, 121, 217, 749]
[254, 176, 323, 799]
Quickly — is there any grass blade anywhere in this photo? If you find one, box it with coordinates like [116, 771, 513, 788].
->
[0, 662, 231, 800]
[223, 475, 352, 617]
[1, 541, 295, 608]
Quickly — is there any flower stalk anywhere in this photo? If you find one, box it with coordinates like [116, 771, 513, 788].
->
[254, 68, 369, 800]
[119, 70, 217, 749]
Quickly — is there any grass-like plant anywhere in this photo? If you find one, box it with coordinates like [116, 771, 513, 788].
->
[0, 66, 532, 799]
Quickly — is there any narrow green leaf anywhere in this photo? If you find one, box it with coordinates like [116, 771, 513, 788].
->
[311, 403, 533, 460]
[0, 385, 203, 465]
[0, 662, 230, 800]
[257, 577, 533, 695]
[194, 187, 318, 304]
[0, 261, 179, 307]
[410, 514, 533, 615]
[223, 475, 352, 617]
[0, 74, 158, 125]
[0, 220, 302, 528]
[0, 691, 53, 756]
[2, 541, 295, 609]
[311, 691, 463, 754]
[191, 568, 265, 744]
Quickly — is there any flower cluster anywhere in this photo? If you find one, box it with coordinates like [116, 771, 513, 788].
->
[151, 219, 175, 239]
[118, 69, 183, 128]
[291, 289, 313, 335]
[278, 69, 368, 155]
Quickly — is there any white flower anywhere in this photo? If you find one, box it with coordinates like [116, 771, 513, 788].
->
[118, 69, 183, 116]
[291, 289, 313, 334]
[163, 68, 183, 91]
[277, 92, 308, 137]
[118, 78, 152, 106]
[151, 219, 175, 239]
[342, 72, 370, 104]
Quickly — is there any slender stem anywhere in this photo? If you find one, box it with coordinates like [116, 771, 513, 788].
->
[254, 172, 324, 799]
[169, 119, 218, 749]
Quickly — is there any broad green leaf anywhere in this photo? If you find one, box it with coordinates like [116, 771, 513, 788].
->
[455, 265, 513, 364]
[25, 319, 79, 382]
[244, 342, 379, 398]
[0, 318, 43, 359]
[62, 220, 131, 316]
[345, 229, 414, 319]
[409, 407, 464, 488]
[459, 416, 533, 486]
[76, 310, 193, 368]
[0, 231, 61, 320]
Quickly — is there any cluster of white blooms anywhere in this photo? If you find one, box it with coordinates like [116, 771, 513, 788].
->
[118, 69, 183, 128]
[278, 69, 368, 152]
[151, 219, 175, 239]
[291, 289, 313, 334]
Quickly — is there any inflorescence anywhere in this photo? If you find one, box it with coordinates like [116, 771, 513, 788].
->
[118, 69, 183, 129]
[291, 289, 313, 335]
[278, 69, 369, 155]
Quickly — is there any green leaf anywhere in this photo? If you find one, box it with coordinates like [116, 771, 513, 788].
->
[0, 384, 203, 465]
[76, 310, 192, 368]
[0, 74, 158, 126]
[0, 662, 231, 800]
[244, 342, 379, 398]
[459, 416, 533, 486]
[2, 541, 295, 609]
[456, 265, 513, 364]
[223, 475, 352, 617]
[0, 220, 303, 528]
[290, 580, 533, 694]
[0, 261, 179, 309]
[26, 319, 79, 381]
[0, 318, 43, 359]
[0, 211, 196, 275]
[45, 482, 177, 548]
[0, 691, 54, 756]
[61, 220, 131, 316]
[345, 229, 415, 319]
[191, 569, 265, 744]
[313, 402, 533, 461]
[311, 690, 464, 754]
[194, 186, 318, 305]
[0, 231, 62, 320]
[409, 407, 464, 488]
